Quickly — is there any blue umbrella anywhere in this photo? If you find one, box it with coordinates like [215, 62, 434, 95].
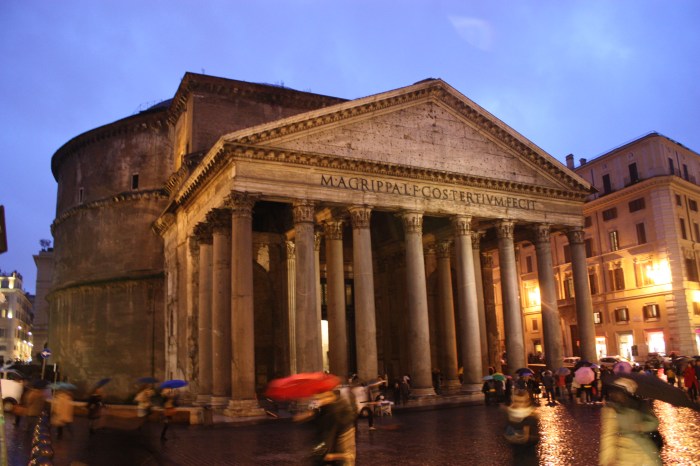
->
[50, 382, 77, 390]
[515, 367, 534, 377]
[96, 378, 111, 387]
[137, 376, 159, 384]
[160, 379, 188, 389]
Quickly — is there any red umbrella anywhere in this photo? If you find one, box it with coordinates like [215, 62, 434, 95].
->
[264, 372, 341, 401]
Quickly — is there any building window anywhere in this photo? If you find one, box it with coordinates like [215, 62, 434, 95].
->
[564, 275, 575, 299]
[563, 244, 571, 263]
[614, 308, 629, 323]
[680, 218, 688, 240]
[608, 264, 625, 291]
[694, 302, 700, 316]
[643, 304, 660, 321]
[683, 164, 690, 181]
[609, 231, 620, 251]
[636, 223, 647, 245]
[676, 194, 682, 206]
[628, 163, 639, 184]
[628, 198, 646, 212]
[131, 174, 139, 190]
[78, 187, 84, 204]
[584, 216, 592, 228]
[602, 208, 618, 221]
[669, 157, 675, 175]
[532, 319, 538, 331]
[602, 174, 612, 194]
[588, 271, 598, 295]
[584, 238, 593, 258]
[685, 258, 699, 282]
[525, 256, 533, 273]
[690, 199, 698, 212]
[695, 223, 700, 242]
[0, 328, 5, 337]
[593, 312, 603, 324]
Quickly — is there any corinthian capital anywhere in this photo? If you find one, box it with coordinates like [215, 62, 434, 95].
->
[399, 211, 423, 235]
[193, 222, 213, 245]
[206, 208, 231, 234]
[566, 227, 585, 245]
[348, 206, 372, 230]
[452, 215, 472, 236]
[225, 191, 256, 218]
[533, 224, 551, 245]
[436, 240, 452, 259]
[323, 220, 344, 240]
[292, 200, 315, 224]
[495, 220, 515, 239]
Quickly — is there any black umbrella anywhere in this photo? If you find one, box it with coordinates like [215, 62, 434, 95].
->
[515, 367, 534, 377]
[605, 372, 699, 411]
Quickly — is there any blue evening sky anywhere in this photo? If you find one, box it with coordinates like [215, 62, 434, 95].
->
[1, 1, 699, 294]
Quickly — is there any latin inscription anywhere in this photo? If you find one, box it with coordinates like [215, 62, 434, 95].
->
[320, 174, 536, 210]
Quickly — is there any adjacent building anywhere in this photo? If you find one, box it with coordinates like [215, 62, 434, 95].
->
[519, 133, 700, 363]
[0, 271, 34, 364]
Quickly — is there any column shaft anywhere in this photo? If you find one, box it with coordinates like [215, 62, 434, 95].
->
[400, 211, 435, 395]
[349, 206, 378, 381]
[325, 220, 348, 378]
[195, 224, 213, 400]
[453, 216, 483, 390]
[534, 225, 564, 370]
[436, 241, 460, 391]
[568, 228, 597, 361]
[471, 232, 489, 372]
[496, 220, 526, 374]
[208, 209, 232, 402]
[229, 193, 256, 401]
[293, 201, 322, 373]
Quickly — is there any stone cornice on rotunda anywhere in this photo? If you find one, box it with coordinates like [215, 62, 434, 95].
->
[166, 72, 347, 126]
[51, 188, 168, 234]
[51, 107, 169, 180]
[175, 78, 593, 208]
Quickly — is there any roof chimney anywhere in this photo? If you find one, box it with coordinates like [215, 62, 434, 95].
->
[579, 158, 587, 166]
[565, 154, 574, 169]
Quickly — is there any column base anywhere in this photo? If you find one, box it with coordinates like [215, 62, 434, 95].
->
[224, 398, 266, 418]
[441, 379, 462, 395]
[210, 396, 230, 409]
[460, 383, 483, 394]
[410, 387, 437, 398]
[194, 394, 212, 406]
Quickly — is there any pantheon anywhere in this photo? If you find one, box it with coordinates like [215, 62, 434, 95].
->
[49, 73, 594, 412]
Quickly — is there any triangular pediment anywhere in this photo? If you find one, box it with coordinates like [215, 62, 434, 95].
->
[221, 79, 591, 194]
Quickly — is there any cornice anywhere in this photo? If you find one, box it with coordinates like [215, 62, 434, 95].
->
[176, 143, 590, 207]
[166, 73, 346, 125]
[51, 110, 169, 179]
[48, 271, 164, 300]
[51, 189, 168, 234]
[583, 175, 695, 211]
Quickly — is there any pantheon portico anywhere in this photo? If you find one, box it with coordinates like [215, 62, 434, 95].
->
[154, 76, 594, 415]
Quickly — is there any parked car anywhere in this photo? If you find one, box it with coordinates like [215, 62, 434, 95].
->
[562, 357, 581, 368]
[599, 355, 629, 369]
[0, 368, 25, 411]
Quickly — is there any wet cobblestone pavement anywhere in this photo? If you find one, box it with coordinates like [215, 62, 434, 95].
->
[4, 399, 700, 465]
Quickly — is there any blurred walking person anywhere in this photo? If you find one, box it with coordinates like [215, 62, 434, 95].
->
[51, 388, 75, 439]
[599, 378, 661, 465]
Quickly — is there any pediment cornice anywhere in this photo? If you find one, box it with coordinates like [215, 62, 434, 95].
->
[175, 142, 589, 208]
